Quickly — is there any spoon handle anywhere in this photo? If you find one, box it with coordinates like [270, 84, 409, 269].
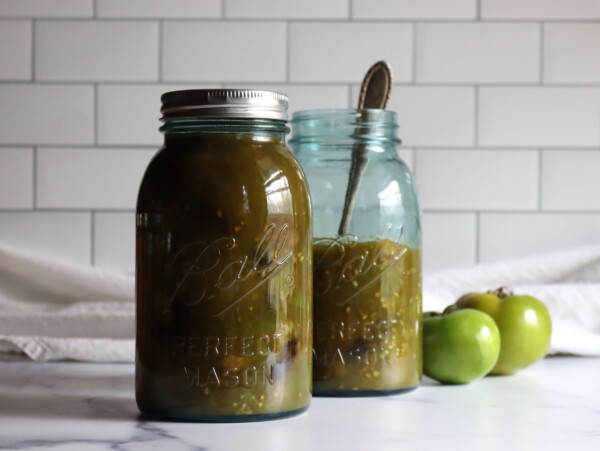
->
[338, 61, 393, 236]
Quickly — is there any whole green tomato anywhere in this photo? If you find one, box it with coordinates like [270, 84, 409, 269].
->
[456, 288, 552, 375]
[423, 307, 501, 384]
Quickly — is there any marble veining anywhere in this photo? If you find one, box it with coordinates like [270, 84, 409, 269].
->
[0, 356, 599, 450]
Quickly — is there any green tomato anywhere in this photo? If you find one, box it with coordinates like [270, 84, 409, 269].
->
[423, 308, 501, 384]
[456, 289, 552, 375]
[456, 292, 501, 318]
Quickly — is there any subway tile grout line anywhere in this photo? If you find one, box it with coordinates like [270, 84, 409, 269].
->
[539, 22, 545, 83]
[412, 21, 417, 84]
[0, 208, 136, 214]
[8, 17, 600, 23]
[3, 78, 600, 87]
[473, 85, 479, 146]
[158, 20, 163, 82]
[348, 0, 353, 20]
[32, 146, 37, 209]
[476, 0, 481, 20]
[285, 21, 291, 83]
[346, 84, 352, 108]
[3, 143, 600, 151]
[3, 80, 599, 88]
[538, 149, 544, 210]
[408, 146, 600, 151]
[422, 209, 600, 214]
[2, 207, 600, 215]
[30, 19, 35, 81]
[411, 149, 417, 177]
[92, 0, 97, 19]
[93, 84, 99, 145]
[221, 0, 226, 19]
[475, 212, 481, 263]
[0, 144, 159, 150]
[0, 144, 598, 152]
[90, 211, 95, 266]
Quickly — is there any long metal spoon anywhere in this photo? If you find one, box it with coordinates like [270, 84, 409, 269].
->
[338, 61, 393, 236]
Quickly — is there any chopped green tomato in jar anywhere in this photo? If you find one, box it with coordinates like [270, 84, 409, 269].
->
[312, 237, 422, 395]
[136, 131, 312, 420]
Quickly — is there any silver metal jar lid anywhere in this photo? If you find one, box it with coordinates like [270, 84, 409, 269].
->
[160, 89, 289, 121]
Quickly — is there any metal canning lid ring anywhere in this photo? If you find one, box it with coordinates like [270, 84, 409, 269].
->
[160, 89, 289, 121]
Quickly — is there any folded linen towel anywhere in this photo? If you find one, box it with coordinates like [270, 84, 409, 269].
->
[0, 245, 134, 362]
[423, 245, 600, 356]
[0, 244, 599, 362]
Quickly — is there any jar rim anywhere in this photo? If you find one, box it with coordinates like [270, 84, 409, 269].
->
[291, 108, 397, 123]
[289, 108, 400, 146]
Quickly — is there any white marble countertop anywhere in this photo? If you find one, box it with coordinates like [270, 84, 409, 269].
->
[0, 356, 598, 450]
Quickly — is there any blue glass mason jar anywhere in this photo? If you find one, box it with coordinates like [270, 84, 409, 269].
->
[290, 109, 422, 396]
[136, 90, 312, 421]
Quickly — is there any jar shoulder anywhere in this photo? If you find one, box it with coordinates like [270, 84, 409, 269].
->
[137, 137, 309, 212]
[299, 154, 417, 196]
[298, 152, 420, 244]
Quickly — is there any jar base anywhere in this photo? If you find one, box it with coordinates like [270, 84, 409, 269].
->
[139, 405, 309, 423]
[313, 385, 418, 398]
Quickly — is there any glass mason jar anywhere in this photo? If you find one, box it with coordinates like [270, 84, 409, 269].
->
[136, 90, 313, 422]
[290, 109, 422, 396]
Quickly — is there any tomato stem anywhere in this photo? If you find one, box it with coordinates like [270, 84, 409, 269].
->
[487, 286, 513, 298]
[423, 311, 442, 319]
[442, 304, 459, 316]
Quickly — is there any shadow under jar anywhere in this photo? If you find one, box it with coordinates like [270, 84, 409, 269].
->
[290, 109, 422, 396]
[136, 90, 313, 422]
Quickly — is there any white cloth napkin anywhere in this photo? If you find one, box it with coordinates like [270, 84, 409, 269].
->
[423, 245, 600, 356]
[0, 246, 134, 362]
[1, 244, 599, 362]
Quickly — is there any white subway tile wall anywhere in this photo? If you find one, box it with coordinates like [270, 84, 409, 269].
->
[0, 148, 33, 208]
[0, 0, 598, 273]
[541, 150, 600, 211]
[0, 212, 91, 265]
[416, 23, 540, 83]
[478, 88, 600, 147]
[35, 21, 159, 81]
[97, 84, 218, 146]
[289, 22, 413, 82]
[162, 22, 287, 82]
[416, 150, 539, 210]
[0, 84, 94, 145]
[36, 148, 155, 209]
[397, 149, 414, 172]
[96, 0, 221, 19]
[543, 24, 600, 84]
[0, 20, 31, 80]
[381, 87, 475, 147]
[352, 0, 477, 19]
[222, 84, 350, 115]
[480, 214, 600, 262]
[93, 212, 135, 272]
[225, 0, 349, 19]
[480, 0, 600, 20]
[422, 213, 477, 271]
[0, 1, 93, 18]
